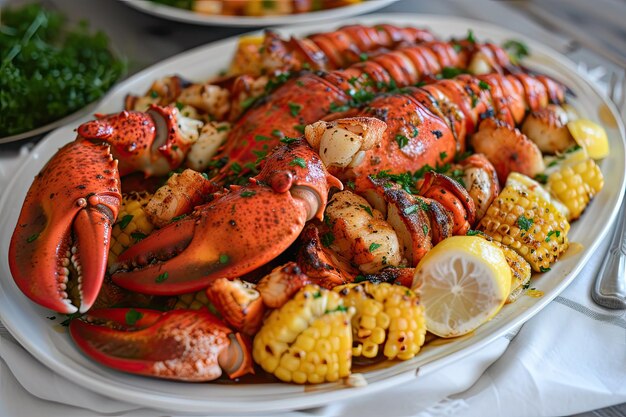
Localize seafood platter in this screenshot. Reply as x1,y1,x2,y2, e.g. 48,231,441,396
0,14,624,414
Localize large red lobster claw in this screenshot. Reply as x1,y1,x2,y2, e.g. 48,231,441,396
77,105,195,177
111,139,342,295
9,139,121,313
69,308,253,381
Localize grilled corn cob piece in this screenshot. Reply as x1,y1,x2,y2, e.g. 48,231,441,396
108,192,154,268
335,282,426,361
474,233,532,303
253,285,353,384
174,289,212,310
544,148,604,221
477,173,570,272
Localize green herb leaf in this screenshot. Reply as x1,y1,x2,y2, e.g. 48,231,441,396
321,232,335,248
26,233,39,243
289,157,307,168
359,53,368,61
117,214,133,230
271,129,283,137
254,134,271,142
219,254,230,264
517,215,534,231
503,39,530,64
534,173,548,184
545,230,561,242
478,80,491,90
155,272,168,283
466,29,476,44
369,242,382,252
294,124,305,134
241,190,256,197
288,102,302,117
359,204,373,216
131,231,147,242
466,229,483,236
395,134,409,149
280,136,299,144
539,266,551,272
125,308,143,326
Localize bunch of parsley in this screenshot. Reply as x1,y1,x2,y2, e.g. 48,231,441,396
0,4,126,136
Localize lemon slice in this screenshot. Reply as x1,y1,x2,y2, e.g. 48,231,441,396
567,119,609,159
412,236,511,338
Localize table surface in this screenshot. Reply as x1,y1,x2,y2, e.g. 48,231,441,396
0,0,624,415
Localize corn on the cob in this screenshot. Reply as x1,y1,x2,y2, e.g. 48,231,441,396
544,148,604,221
335,282,426,361
108,192,154,268
253,285,353,384
174,289,212,310
474,234,532,303
477,173,570,272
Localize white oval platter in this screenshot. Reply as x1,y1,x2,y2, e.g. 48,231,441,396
0,14,624,415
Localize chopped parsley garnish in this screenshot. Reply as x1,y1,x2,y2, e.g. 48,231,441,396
422,224,429,235
240,96,257,110
359,204,373,216
403,205,419,215
280,136,299,144
131,232,147,242
395,134,409,149
359,53,368,61
26,233,39,243
170,214,187,222
517,215,534,231
440,66,466,79
60,312,82,327
313,291,322,298
545,230,561,242
346,180,355,190
503,39,530,64
271,129,283,137
255,134,271,142
288,102,302,117
216,125,230,132
466,229,483,236
325,305,348,314
230,162,242,174
478,80,491,90
439,151,447,160
539,266,551,272
321,232,335,248
354,274,367,283
329,102,351,113
125,308,143,326
289,157,307,168
219,254,230,264
117,214,133,229
150,90,159,99
534,173,548,184
466,29,476,44
155,272,168,283
369,242,382,252
294,124,305,134
240,190,256,197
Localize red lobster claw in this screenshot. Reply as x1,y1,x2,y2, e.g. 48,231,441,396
77,105,194,177
69,308,253,381
9,139,121,313
111,139,342,295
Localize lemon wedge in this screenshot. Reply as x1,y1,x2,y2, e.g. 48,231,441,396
412,236,511,338
567,119,609,159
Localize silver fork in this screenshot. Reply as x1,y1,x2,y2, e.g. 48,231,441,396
592,69,626,309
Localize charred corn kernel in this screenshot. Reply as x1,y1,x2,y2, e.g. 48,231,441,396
477,173,570,272
253,285,353,384
544,149,604,220
335,282,426,361
174,289,211,310
474,233,532,303
108,192,154,268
